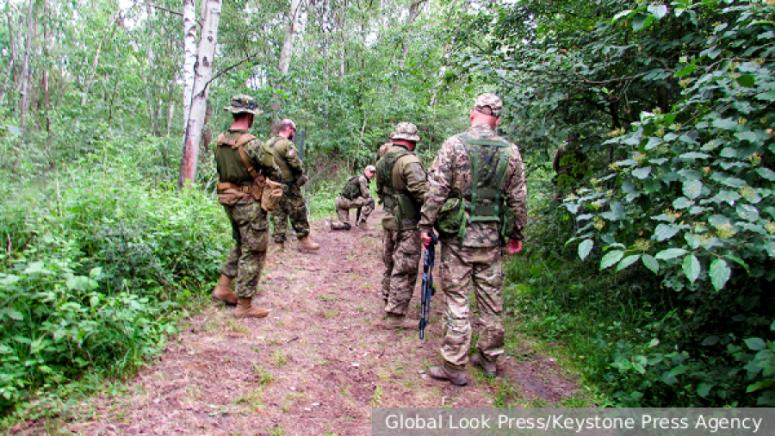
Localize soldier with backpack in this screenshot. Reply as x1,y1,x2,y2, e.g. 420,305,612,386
330,165,377,230
376,122,429,329
419,93,527,386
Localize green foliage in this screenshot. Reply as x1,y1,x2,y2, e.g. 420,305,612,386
489,0,775,407
0,139,229,416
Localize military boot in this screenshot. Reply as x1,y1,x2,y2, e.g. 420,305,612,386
211,274,238,305
380,313,417,330
234,297,270,318
428,363,469,386
297,235,320,252
470,352,497,377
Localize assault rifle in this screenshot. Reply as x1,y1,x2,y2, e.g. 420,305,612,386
419,232,438,340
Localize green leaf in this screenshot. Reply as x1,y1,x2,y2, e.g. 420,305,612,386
744,337,766,351
674,62,696,78
612,9,633,22
682,180,703,199
24,261,46,275
755,91,775,102
682,254,701,284
632,13,655,31
757,168,775,181
655,248,687,260
712,118,738,130
697,383,713,398
736,73,756,87
672,197,692,209
632,167,652,179
642,255,659,274
654,224,680,242
578,239,594,261
736,204,759,222
616,254,641,271
647,4,668,19
600,250,625,270
710,259,731,290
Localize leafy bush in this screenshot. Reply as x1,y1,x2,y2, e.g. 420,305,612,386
0,148,229,415
560,2,774,406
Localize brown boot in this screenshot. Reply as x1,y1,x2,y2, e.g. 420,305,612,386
470,352,497,377
380,314,417,330
297,235,320,252
428,364,469,386
234,297,270,318
211,274,237,305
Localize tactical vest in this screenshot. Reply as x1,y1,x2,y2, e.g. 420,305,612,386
214,132,265,204
376,148,421,227
438,134,513,240
341,176,362,200
265,136,295,183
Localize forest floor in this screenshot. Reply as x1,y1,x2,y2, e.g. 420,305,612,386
14,210,578,435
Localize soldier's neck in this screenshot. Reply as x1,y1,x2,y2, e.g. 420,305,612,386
230,118,252,131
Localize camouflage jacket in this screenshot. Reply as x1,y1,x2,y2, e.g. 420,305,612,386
215,128,282,185
377,144,429,229
355,174,371,200
266,135,303,183
418,124,527,247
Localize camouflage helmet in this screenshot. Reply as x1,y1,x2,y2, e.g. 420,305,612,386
389,122,420,142
224,94,261,115
474,93,502,117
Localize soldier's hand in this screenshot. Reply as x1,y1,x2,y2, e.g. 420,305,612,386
506,239,523,255
420,231,433,248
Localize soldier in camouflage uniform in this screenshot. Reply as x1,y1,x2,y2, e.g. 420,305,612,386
211,95,284,318
330,165,376,230
419,93,527,385
266,119,320,252
376,122,429,329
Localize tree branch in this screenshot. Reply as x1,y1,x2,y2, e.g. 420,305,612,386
148,3,202,27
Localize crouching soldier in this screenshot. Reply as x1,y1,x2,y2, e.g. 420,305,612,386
330,165,376,230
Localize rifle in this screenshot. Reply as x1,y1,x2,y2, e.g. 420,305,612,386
419,232,438,340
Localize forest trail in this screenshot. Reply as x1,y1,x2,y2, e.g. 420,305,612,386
19,211,577,435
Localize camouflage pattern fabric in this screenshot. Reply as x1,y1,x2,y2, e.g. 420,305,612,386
266,135,303,183
271,185,310,242
418,123,527,247
474,92,502,116
439,240,504,367
332,175,374,230
220,197,270,298
381,229,422,316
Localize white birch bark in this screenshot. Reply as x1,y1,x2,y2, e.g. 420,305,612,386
18,0,34,135
182,0,197,128
179,0,222,187
278,0,303,75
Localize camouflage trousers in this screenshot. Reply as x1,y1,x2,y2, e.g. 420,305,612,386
382,228,421,316
331,196,375,230
439,240,504,368
220,201,269,298
271,186,310,242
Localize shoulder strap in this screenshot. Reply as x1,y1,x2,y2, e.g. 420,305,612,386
232,133,261,182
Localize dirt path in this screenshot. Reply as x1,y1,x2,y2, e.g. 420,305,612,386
19,211,577,435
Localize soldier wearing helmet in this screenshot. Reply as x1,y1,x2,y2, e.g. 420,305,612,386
329,165,377,231
211,95,283,319
375,122,429,329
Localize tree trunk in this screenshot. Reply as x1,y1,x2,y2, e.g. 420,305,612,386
182,0,197,128
398,0,426,69
278,0,303,74
179,0,222,188
338,0,347,78
0,11,16,106
18,0,35,136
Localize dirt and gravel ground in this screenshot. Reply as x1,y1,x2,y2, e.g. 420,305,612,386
15,211,577,435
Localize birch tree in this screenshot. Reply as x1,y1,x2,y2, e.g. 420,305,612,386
18,0,35,136
278,0,304,75
179,0,222,188
182,0,197,128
